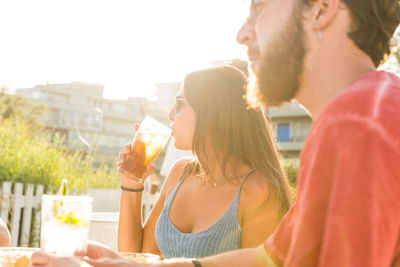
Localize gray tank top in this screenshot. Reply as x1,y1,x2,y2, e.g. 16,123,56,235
155,170,254,259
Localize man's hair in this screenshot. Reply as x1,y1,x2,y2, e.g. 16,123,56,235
301,0,400,67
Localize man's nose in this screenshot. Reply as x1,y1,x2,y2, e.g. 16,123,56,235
236,22,255,45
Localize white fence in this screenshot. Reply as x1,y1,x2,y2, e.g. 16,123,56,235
0,182,158,247
0,182,44,247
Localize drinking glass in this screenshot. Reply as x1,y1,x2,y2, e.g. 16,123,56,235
117,116,171,183
40,195,93,256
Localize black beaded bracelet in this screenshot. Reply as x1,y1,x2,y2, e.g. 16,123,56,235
191,259,202,267
120,185,144,192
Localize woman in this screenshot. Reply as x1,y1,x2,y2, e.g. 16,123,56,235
117,65,292,259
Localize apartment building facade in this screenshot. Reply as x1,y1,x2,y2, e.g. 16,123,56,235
16,82,150,164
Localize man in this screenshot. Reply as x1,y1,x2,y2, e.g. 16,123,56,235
31,0,400,266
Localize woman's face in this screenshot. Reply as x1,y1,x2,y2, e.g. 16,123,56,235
168,88,196,151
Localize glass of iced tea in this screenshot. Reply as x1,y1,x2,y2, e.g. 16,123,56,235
117,116,171,183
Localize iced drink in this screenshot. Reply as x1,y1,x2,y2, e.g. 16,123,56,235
40,195,93,256
118,116,171,183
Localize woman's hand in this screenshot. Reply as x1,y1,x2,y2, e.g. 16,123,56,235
117,124,155,188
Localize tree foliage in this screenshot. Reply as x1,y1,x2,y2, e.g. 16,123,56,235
0,90,119,190
0,87,46,126
283,159,299,187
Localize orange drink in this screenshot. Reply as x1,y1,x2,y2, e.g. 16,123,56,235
118,116,171,183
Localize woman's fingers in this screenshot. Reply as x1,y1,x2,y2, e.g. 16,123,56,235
117,144,132,165
124,143,131,153
117,151,128,166
142,164,155,178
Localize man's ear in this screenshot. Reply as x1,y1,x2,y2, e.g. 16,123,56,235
311,0,341,30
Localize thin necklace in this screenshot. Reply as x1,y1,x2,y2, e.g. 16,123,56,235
195,174,217,187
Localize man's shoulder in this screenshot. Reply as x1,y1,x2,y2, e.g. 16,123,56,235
323,71,400,117
315,71,400,142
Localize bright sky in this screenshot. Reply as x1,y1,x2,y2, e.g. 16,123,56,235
0,0,249,100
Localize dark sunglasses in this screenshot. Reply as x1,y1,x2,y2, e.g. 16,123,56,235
174,98,186,113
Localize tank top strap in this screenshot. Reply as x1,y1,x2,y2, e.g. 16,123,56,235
164,177,185,206
240,169,255,185
232,169,255,206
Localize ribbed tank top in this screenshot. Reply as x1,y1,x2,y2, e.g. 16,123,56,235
155,170,254,259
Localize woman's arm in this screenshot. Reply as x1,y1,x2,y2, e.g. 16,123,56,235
118,157,189,254
31,244,278,267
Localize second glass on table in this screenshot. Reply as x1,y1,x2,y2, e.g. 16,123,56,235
117,116,171,183
40,195,93,256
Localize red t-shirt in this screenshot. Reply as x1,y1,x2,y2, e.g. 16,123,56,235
265,71,400,267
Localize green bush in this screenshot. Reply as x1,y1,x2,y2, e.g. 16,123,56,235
87,162,120,189
0,119,119,191
283,159,299,187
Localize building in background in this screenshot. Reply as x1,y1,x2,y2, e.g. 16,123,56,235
268,102,312,158
16,82,152,164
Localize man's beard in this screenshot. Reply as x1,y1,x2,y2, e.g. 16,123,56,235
257,3,307,107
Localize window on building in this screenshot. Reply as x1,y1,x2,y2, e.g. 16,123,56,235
277,123,290,142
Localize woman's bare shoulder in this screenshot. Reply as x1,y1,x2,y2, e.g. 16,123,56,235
160,157,193,196
239,171,274,214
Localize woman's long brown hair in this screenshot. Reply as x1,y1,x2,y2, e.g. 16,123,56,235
182,65,292,214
